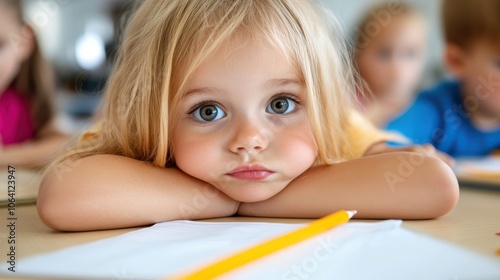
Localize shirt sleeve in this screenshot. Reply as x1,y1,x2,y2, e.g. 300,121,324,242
386,95,440,145
344,111,406,159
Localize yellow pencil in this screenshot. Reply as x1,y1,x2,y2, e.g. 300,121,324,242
174,210,356,280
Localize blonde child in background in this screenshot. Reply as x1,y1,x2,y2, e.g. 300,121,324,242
0,0,68,169
38,0,458,232
355,3,427,129
388,0,500,157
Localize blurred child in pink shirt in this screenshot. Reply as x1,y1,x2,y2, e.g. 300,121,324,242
0,0,68,168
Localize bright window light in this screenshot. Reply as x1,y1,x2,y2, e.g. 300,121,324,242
75,32,106,70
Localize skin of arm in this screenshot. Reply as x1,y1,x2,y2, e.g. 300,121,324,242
0,122,70,169
363,141,455,166
237,152,459,219
37,154,241,231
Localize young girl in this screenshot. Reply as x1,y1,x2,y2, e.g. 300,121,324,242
355,3,427,129
38,0,459,231
0,0,68,168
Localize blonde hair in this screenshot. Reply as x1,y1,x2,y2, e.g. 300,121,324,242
1,0,55,134
442,0,500,49
58,0,359,168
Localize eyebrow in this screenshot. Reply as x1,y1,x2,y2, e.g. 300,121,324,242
182,86,224,100
264,78,303,89
182,78,303,99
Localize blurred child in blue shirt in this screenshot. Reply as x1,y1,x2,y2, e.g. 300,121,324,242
388,0,500,157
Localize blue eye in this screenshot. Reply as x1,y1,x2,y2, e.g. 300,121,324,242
192,104,226,122
266,97,296,114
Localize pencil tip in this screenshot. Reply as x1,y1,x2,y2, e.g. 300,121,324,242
346,210,357,218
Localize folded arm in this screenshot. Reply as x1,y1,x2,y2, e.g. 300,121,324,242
238,152,459,220
0,122,70,169
38,154,240,231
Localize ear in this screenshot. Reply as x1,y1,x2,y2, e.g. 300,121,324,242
15,25,35,61
444,43,467,78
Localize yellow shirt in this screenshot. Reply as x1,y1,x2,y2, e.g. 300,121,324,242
344,111,404,159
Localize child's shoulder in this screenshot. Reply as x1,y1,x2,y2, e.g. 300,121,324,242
0,87,34,145
0,87,30,107
0,87,32,121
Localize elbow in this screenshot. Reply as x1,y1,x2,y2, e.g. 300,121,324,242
37,199,67,231
37,171,79,231
419,156,460,219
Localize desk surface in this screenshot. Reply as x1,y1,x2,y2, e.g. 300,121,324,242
0,176,499,279
0,170,40,207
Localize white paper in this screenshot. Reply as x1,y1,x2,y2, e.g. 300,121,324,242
1,220,499,280
454,156,500,175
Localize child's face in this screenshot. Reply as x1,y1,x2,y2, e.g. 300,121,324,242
172,37,318,202
0,9,29,93
455,41,500,117
357,16,426,102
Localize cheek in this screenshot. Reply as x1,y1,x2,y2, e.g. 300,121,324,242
360,55,383,74
464,65,500,113
400,63,422,84
173,129,220,180
273,124,318,174
359,59,384,88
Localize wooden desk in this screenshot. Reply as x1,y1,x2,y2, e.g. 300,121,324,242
0,169,41,207
0,187,499,279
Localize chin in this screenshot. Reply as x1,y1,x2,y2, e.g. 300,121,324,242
226,185,282,203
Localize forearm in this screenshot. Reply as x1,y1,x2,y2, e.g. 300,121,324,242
38,155,240,231
0,134,70,169
238,152,459,219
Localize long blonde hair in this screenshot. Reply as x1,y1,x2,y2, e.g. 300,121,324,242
60,0,359,168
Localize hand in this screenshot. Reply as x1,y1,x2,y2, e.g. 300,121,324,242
364,142,455,167
0,145,5,167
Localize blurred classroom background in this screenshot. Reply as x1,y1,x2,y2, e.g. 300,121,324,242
22,0,444,133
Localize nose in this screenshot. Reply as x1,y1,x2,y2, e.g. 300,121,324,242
228,118,270,155
388,59,407,86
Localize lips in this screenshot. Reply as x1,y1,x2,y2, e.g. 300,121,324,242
226,165,274,180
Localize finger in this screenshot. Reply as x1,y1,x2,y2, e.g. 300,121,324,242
436,151,455,167
421,144,436,154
